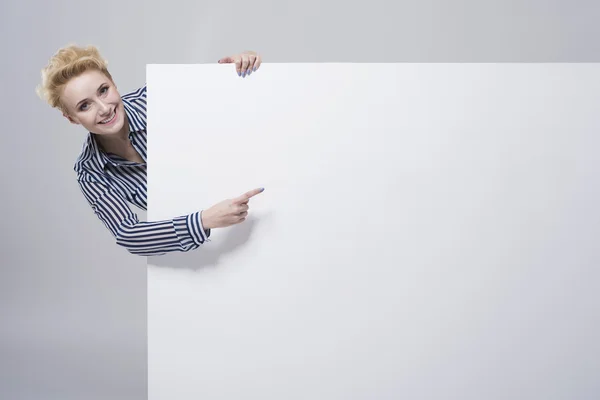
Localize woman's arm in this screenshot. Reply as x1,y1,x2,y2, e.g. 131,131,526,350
78,175,209,256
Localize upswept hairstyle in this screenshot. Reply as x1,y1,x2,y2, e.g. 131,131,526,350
36,44,113,114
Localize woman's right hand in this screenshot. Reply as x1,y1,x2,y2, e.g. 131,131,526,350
201,188,265,230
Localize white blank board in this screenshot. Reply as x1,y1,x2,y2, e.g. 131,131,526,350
147,64,600,400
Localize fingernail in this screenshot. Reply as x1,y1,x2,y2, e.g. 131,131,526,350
248,70,252,76
253,67,257,72
237,70,241,77
260,188,265,192
242,71,246,78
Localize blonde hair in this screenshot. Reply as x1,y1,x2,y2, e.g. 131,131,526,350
36,44,114,114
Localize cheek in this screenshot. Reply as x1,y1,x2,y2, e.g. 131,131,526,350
110,90,121,102
82,114,97,127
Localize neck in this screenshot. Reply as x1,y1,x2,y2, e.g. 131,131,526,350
95,118,131,152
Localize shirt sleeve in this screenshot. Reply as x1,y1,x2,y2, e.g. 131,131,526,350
77,176,211,256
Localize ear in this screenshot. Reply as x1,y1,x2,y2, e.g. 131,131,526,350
63,112,79,125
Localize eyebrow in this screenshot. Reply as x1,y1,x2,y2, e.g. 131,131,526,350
76,83,108,108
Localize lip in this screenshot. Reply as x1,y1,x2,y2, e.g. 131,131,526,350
98,107,117,125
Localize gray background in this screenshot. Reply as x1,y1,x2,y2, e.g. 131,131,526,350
1,1,599,399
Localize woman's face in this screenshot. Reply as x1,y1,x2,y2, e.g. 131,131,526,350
61,69,126,136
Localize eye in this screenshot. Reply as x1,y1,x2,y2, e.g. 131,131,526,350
79,102,89,111
100,86,109,95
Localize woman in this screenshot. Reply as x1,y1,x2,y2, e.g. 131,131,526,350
36,44,264,256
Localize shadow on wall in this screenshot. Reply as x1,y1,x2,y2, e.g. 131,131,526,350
148,214,267,271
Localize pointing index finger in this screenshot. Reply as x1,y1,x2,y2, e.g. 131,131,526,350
234,188,264,204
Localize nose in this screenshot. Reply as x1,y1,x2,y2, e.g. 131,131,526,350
98,100,112,115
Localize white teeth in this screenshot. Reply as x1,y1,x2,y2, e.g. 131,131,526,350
100,110,115,124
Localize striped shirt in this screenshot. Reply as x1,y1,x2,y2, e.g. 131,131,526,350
74,84,210,256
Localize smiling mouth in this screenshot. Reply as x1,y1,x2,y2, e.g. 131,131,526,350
99,108,117,125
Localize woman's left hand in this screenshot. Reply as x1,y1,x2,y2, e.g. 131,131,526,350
218,51,262,78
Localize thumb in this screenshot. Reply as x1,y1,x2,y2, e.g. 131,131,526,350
218,56,234,64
